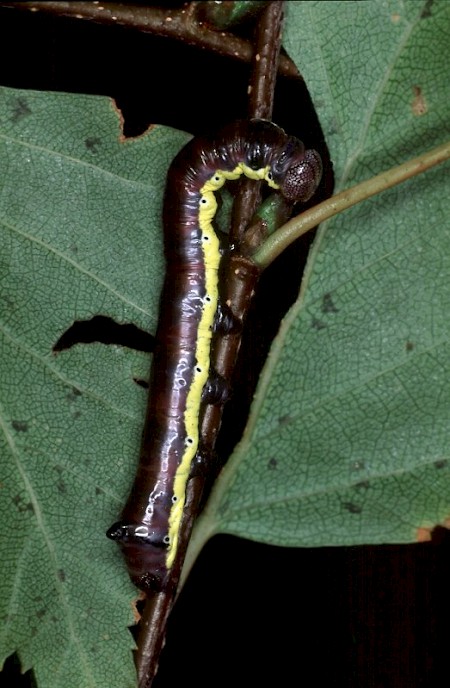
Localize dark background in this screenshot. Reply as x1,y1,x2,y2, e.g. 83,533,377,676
1,4,449,687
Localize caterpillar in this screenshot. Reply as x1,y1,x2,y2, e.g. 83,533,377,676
107,119,322,592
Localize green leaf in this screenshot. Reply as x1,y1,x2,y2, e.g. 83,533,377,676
2,2,450,682
193,0,450,551
0,86,189,688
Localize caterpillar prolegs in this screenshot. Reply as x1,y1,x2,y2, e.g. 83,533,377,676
107,119,322,591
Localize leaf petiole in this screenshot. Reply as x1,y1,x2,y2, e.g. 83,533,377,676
254,139,450,269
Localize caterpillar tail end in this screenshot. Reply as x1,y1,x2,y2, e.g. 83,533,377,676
107,521,170,593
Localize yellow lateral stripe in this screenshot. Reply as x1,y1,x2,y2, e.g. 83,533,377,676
166,163,277,568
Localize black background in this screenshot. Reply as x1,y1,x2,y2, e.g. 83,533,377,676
0,4,449,687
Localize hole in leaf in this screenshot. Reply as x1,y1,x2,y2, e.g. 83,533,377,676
2,653,37,688
53,315,154,353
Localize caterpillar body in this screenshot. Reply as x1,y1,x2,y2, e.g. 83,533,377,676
107,119,322,591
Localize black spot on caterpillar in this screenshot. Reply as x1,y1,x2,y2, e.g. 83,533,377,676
107,119,322,592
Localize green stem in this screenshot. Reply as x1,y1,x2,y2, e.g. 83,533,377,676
254,140,450,270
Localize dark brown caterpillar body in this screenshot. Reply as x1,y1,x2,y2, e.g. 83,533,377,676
107,120,322,591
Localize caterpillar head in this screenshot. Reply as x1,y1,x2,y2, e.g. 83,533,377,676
281,148,323,202
271,137,322,203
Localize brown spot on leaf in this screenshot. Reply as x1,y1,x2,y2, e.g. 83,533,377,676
267,457,278,470
132,595,144,624
66,387,82,402
417,516,450,542
354,480,370,490
12,420,28,432
12,494,35,514
311,317,326,330
416,526,433,542
57,479,67,494
420,0,434,18
411,86,428,116
84,137,101,152
343,502,362,514
321,293,338,314
11,97,32,123
405,341,414,352
133,377,149,389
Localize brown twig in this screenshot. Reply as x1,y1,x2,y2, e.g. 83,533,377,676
230,0,285,241
134,481,199,687
134,3,287,686
205,0,286,447
0,1,299,79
